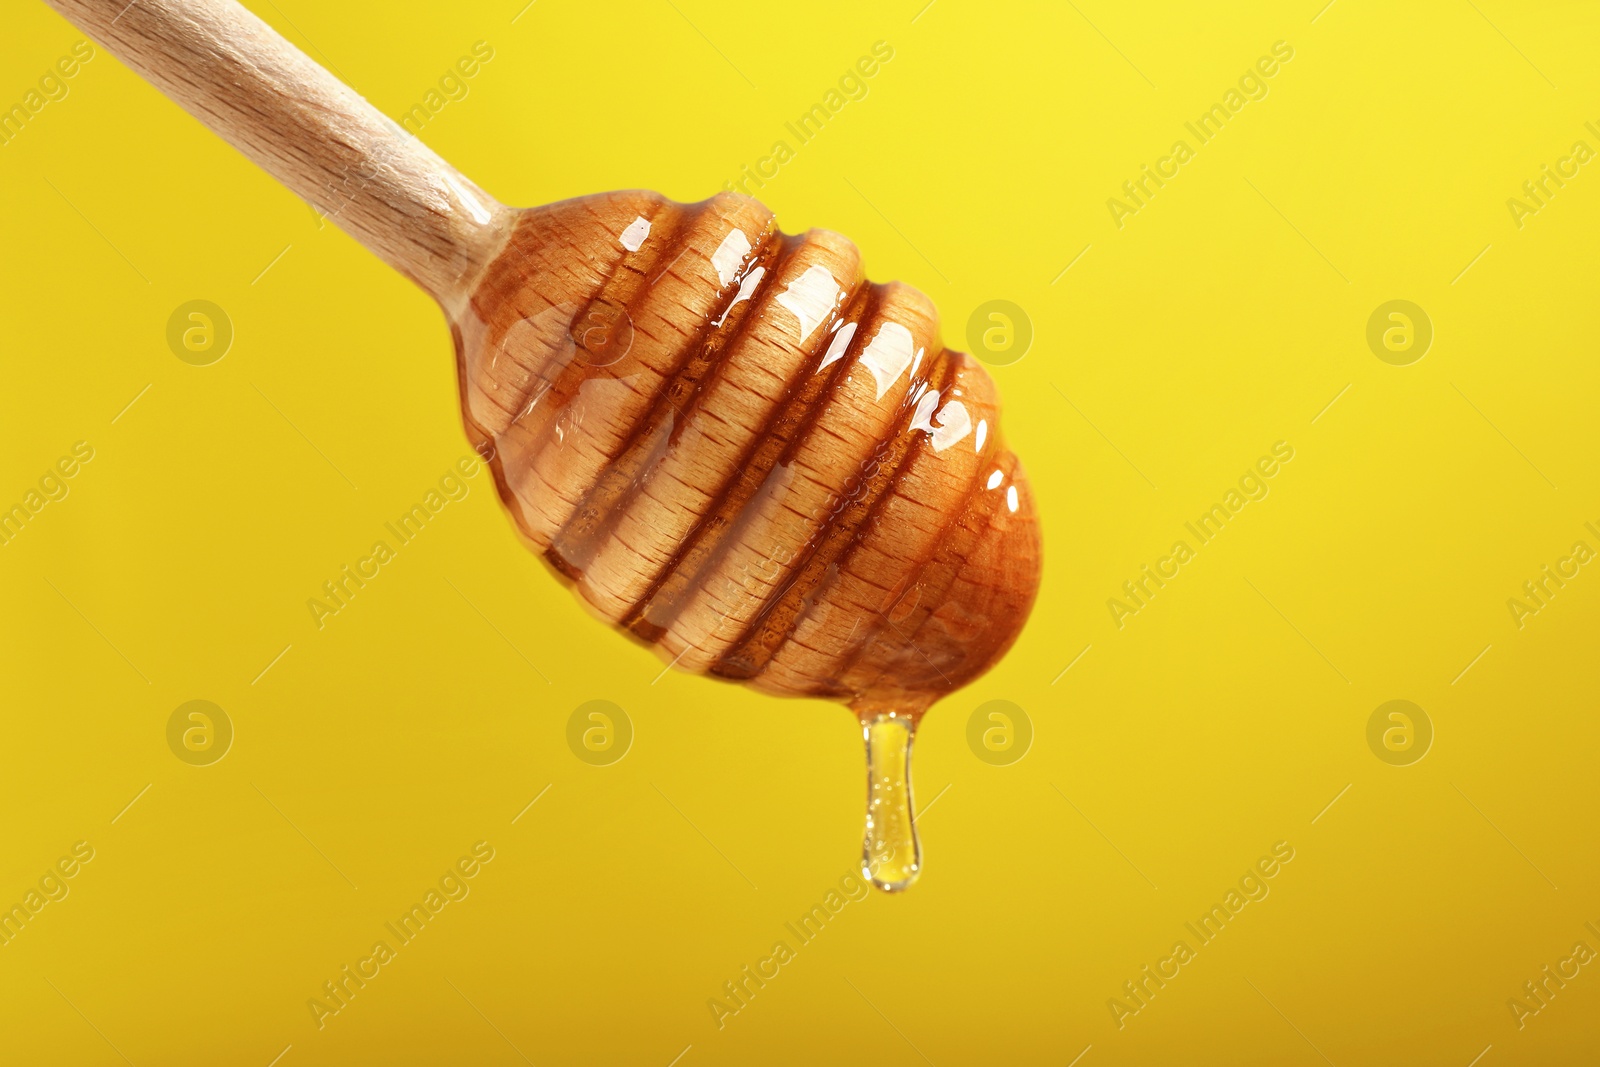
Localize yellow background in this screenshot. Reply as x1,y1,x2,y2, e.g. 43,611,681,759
3,0,1599,1063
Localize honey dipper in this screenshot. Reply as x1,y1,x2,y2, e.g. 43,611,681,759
47,0,1042,890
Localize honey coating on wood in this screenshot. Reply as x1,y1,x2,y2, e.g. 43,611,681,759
43,0,1038,894
452,190,1041,720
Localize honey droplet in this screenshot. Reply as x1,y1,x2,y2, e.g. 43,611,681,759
860,710,920,892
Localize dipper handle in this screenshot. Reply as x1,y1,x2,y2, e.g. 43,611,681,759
42,0,510,302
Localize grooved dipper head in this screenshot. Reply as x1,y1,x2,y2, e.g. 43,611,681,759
454,190,1041,717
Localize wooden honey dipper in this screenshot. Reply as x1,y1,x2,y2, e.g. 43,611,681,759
48,0,1042,890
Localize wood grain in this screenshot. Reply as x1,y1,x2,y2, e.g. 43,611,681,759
43,0,510,301
42,0,1042,717
456,192,1042,715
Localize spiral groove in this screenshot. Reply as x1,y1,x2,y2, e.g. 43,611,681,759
454,190,1040,713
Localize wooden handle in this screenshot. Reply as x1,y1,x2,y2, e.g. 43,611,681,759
41,0,1042,895
42,0,511,303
